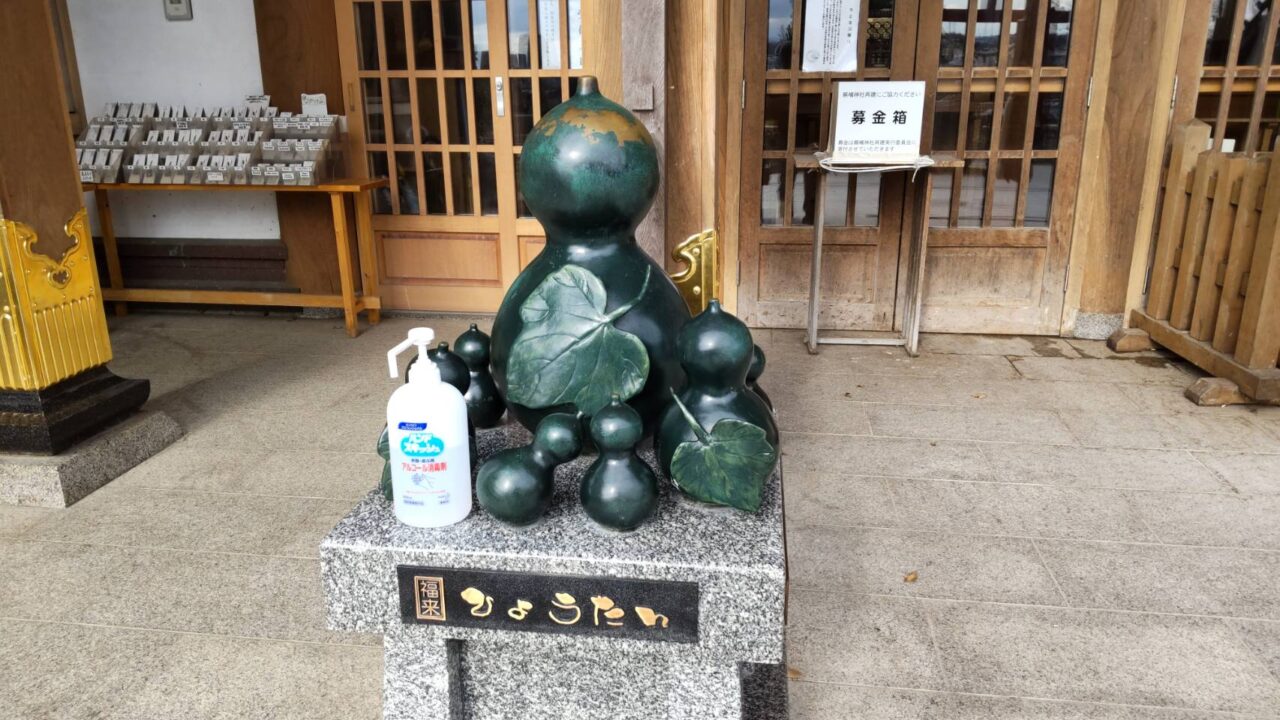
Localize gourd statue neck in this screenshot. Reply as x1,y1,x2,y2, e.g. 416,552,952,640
686,375,739,395
543,226,639,250
529,446,559,470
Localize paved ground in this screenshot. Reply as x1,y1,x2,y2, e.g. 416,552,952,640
2,311,1280,719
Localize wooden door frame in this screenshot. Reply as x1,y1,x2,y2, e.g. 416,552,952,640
1062,0,1189,337
717,0,746,313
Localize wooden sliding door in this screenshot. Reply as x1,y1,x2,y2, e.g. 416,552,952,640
735,0,1098,334
737,0,919,330
916,0,1097,334
336,0,620,311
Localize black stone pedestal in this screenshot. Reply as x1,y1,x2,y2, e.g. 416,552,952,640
0,367,150,455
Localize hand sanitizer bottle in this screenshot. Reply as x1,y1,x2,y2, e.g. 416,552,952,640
386,327,472,527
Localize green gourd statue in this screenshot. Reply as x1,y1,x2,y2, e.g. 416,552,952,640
454,324,505,428
656,300,779,478
747,344,773,411
377,425,393,501
399,341,476,469
476,413,583,526
425,342,470,394
580,397,659,531
489,77,690,437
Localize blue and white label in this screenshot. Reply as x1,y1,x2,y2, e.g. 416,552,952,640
400,432,445,459
398,421,428,431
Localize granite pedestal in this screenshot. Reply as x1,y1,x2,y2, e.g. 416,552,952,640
322,425,788,719
0,410,182,507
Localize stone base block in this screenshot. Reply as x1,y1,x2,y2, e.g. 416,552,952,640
1107,327,1155,353
1072,312,1123,340
0,367,150,454
383,629,778,720
1185,377,1257,406
0,411,182,507
322,424,788,719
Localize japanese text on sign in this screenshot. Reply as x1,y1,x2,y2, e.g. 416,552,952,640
397,566,699,643
830,81,926,163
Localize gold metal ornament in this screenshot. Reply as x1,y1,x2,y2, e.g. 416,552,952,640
0,207,113,391
669,228,719,315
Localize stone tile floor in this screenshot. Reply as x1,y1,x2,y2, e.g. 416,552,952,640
2,311,1280,719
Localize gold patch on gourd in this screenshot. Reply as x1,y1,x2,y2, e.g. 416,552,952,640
540,107,646,147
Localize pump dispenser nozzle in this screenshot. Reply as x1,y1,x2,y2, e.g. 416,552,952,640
387,327,436,380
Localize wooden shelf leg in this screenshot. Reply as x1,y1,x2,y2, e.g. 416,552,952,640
805,172,827,355
94,188,128,316
355,189,381,325
330,192,359,338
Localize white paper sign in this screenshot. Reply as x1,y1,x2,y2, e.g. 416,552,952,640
301,93,329,117
830,81,926,163
535,1,582,69
802,0,860,72
568,0,583,69
538,0,561,69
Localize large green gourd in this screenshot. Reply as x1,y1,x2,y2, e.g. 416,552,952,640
490,77,690,436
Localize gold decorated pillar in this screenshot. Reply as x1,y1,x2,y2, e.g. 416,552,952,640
0,208,113,390
0,0,149,454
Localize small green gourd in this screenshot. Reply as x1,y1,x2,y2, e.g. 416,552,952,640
476,413,582,526
655,300,778,478
580,397,659,531
424,341,470,394
454,324,505,428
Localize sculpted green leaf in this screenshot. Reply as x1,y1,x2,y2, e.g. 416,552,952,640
668,394,777,513
506,265,651,416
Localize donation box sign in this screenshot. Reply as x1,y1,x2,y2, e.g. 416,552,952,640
830,81,927,164
398,565,700,644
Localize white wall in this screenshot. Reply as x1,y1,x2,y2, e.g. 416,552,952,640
68,0,280,240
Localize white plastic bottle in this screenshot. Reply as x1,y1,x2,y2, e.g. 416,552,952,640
386,327,472,528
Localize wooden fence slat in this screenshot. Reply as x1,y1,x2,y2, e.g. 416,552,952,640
1191,154,1248,340
1213,156,1270,353
1169,152,1218,330
1236,166,1280,368
1148,122,1212,320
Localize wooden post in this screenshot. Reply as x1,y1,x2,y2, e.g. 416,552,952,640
1189,153,1246,340
1214,156,1272,353
329,192,358,337
1236,184,1280,369
1147,122,1212,320
1169,151,1222,328
354,189,381,324
93,188,127,316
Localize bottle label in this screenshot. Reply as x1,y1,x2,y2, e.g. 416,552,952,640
390,413,468,517
400,431,445,459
